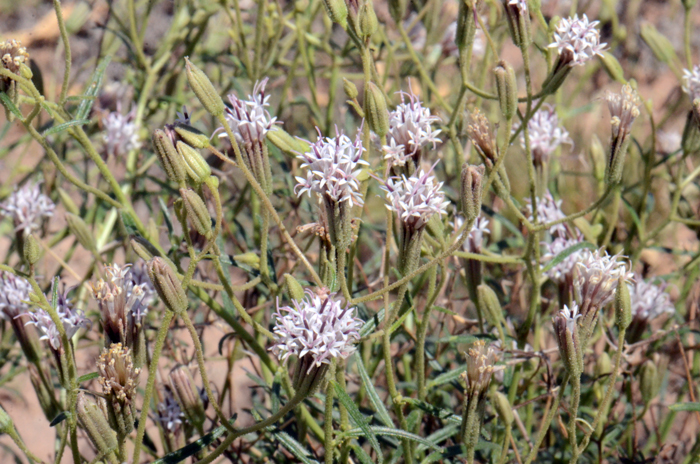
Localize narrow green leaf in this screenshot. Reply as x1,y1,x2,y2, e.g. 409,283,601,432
669,402,700,412
332,380,383,463
352,444,374,464
50,411,69,427
273,432,319,464
542,241,597,273
354,352,393,427
77,372,99,383
359,307,385,337
415,424,460,453
152,414,237,464
0,92,23,119
76,56,111,121
42,119,90,137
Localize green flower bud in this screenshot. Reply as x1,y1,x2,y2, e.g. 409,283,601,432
615,275,632,331
147,257,188,314
364,82,389,138
639,24,678,69
599,52,626,84
322,0,348,28
169,365,206,430
130,238,155,262
493,61,518,120
503,0,531,48
682,109,700,155
283,274,305,302
23,233,41,265
153,129,187,184
477,284,502,329
594,351,612,378
461,164,485,223
176,141,211,185
388,0,406,24
180,188,213,238
57,187,79,215
357,0,378,39
492,391,513,425
184,57,225,117
76,392,118,457
639,360,659,406
174,125,212,149
267,128,311,156
0,403,13,434
343,78,359,100
65,213,97,254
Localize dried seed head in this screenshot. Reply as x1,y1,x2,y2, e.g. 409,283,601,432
552,302,583,375
98,343,140,404
605,84,641,184
466,109,498,166
462,339,498,399
0,39,29,91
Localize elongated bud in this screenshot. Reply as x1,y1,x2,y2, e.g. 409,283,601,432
130,238,155,262
492,391,513,425
147,257,188,314
57,187,79,215
174,125,211,149
639,360,658,405
615,276,632,331
461,164,485,222
169,366,206,429
180,188,213,238
184,57,225,117
283,274,305,302
357,0,378,38
66,213,97,254
493,61,518,120
76,393,118,456
364,82,389,138
0,404,13,434
343,78,359,100
153,129,187,184
267,128,311,156
594,351,612,378
503,0,531,48
322,0,348,28
477,284,502,329
176,141,211,185
23,233,41,265
388,0,406,24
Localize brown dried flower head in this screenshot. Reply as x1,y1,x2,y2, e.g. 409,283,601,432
1,39,29,89
466,109,498,166
462,339,499,399
97,343,140,404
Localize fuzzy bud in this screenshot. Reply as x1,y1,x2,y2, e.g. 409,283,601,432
0,404,13,434
65,213,97,254
147,257,188,314
460,164,484,222
169,366,206,429
185,57,225,117
176,142,211,185
364,82,389,138
615,275,632,331
23,233,41,265
153,129,187,184
283,274,305,302
493,61,518,120
639,360,658,405
57,187,79,215
477,284,502,329
76,393,118,457
343,78,359,100
388,0,406,23
492,391,514,425
594,351,612,378
322,0,348,28
180,188,213,238
174,125,211,149
357,0,378,39
503,0,531,48
130,238,155,262
267,128,311,156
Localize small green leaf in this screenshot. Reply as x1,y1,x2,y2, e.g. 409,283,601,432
352,444,374,464
77,372,99,383
542,241,597,273
0,92,23,119
76,56,111,121
273,432,319,464
354,352,393,427
669,402,700,412
332,380,383,463
42,119,90,137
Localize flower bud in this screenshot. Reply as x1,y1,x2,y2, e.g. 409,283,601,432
130,238,155,261
169,365,206,429
322,0,348,28
503,0,531,48
639,360,658,405
180,188,213,238
66,213,97,254
364,82,389,138
76,392,118,457
682,109,700,155
492,391,513,425
185,57,225,117
615,276,632,331
283,273,305,302
639,24,677,69
477,284,502,329
357,0,378,39
343,78,359,100
266,128,311,156
460,164,485,222
594,351,612,378
0,404,13,434
23,233,41,265
493,61,518,120
57,187,79,215
153,129,187,184
176,141,211,185
388,0,406,24
174,125,211,149
147,257,188,314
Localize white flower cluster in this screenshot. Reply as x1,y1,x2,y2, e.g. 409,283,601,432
525,191,569,237
541,236,584,283
574,249,633,310
682,65,700,101
383,90,442,167
271,290,362,371
0,272,32,320
0,182,55,235
23,287,91,350
102,108,140,158
383,167,449,231
295,127,368,206
221,77,278,147
629,276,674,321
549,14,606,67
521,105,572,161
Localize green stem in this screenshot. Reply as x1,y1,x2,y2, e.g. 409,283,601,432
523,375,569,464
52,0,72,105
325,362,337,464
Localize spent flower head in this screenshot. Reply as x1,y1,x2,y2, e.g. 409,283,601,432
102,106,140,158
295,126,368,207
0,39,29,90
549,14,606,67
455,215,490,253
462,339,499,399
574,249,633,313
466,109,498,166
682,65,700,101
97,343,140,404
520,104,572,166
0,182,55,235
382,164,449,232
220,77,278,148
606,84,641,140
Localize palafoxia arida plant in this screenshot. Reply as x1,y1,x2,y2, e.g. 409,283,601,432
1,0,700,461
